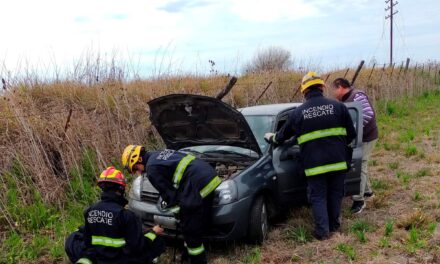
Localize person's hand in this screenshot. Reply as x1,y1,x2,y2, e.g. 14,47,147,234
264,132,276,143
152,225,164,235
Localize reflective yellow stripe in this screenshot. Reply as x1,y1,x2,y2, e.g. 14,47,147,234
173,155,196,188
187,244,205,255
76,258,93,264
145,232,157,241
297,127,347,144
170,206,180,214
272,133,278,144
91,236,126,247
200,176,221,198
304,161,348,176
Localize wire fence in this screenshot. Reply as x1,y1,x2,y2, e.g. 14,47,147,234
0,58,439,210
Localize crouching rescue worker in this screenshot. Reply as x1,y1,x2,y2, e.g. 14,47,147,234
122,145,222,264
65,166,165,264
264,72,356,240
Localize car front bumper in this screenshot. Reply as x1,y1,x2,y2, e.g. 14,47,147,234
128,195,252,241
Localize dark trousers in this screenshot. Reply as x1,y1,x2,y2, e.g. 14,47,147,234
65,229,165,264
180,196,213,264
307,172,346,237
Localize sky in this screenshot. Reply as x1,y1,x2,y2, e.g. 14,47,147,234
0,0,439,77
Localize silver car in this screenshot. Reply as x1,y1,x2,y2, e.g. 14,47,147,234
128,94,363,244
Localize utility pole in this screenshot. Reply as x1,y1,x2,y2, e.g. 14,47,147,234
385,0,398,66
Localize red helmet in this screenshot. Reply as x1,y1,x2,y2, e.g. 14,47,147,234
97,166,127,187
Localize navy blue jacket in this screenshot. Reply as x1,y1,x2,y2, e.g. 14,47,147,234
82,192,149,262
275,89,356,176
144,150,217,212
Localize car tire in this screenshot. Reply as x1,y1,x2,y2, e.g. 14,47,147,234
247,195,268,245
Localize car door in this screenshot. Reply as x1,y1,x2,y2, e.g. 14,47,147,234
344,102,363,196
271,102,363,204
272,109,308,206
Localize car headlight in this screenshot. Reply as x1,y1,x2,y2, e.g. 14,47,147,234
129,175,142,200
214,180,238,205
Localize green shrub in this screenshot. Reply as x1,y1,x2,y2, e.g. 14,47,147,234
407,227,426,253
371,179,390,190
413,192,423,202
243,247,261,264
385,219,394,237
68,148,100,204
351,219,376,233
379,237,390,248
405,144,418,156
388,162,399,170
415,168,430,178
286,225,313,243
336,243,356,261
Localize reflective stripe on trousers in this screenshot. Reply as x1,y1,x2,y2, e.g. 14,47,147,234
91,236,126,247
186,243,205,256
304,161,348,177
76,258,93,264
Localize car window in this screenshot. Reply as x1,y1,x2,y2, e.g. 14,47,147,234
244,115,275,153
276,117,288,131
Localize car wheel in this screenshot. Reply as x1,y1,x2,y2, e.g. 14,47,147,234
247,195,268,244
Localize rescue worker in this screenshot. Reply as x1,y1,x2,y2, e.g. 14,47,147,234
122,146,222,264
65,166,165,264
332,77,378,214
264,72,356,240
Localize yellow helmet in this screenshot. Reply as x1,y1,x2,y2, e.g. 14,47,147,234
122,145,142,173
300,71,325,94
98,166,127,187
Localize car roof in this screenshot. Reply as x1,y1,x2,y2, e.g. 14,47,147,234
238,103,302,116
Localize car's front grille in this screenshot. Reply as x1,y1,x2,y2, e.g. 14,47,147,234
140,177,160,203
141,190,160,203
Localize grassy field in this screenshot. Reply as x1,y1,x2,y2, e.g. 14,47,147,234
0,65,439,263
207,91,440,264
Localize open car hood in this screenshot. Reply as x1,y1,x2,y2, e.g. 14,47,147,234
148,94,262,155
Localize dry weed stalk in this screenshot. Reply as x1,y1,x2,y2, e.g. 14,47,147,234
0,61,438,211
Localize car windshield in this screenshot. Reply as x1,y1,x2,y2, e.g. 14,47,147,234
181,115,275,156
244,115,275,153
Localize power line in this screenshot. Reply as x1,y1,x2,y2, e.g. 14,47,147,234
370,15,387,64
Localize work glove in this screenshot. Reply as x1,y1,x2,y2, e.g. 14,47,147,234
264,132,276,144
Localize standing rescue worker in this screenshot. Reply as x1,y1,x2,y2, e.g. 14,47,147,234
122,146,222,264
264,72,356,240
65,166,165,264
332,77,378,214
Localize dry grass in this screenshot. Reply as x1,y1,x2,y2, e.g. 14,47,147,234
1,59,440,263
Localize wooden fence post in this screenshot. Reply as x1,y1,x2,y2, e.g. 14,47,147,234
398,61,404,78
367,63,376,84
404,58,411,75
255,81,273,104
343,68,350,78
216,76,238,100
389,63,396,77
351,60,365,86
378,63,386,83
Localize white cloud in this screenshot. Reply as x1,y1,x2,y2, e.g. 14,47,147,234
226,0,320,22
0,0,438,76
